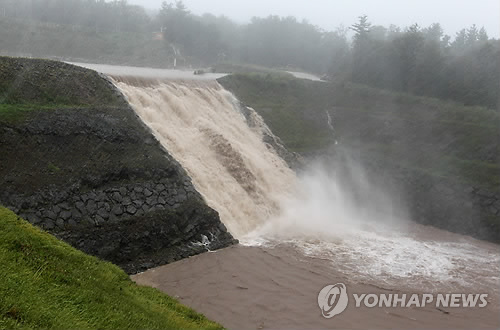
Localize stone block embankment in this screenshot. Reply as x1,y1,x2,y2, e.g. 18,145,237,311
0,58,236,273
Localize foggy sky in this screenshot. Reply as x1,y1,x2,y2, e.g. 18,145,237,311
131,0,500,38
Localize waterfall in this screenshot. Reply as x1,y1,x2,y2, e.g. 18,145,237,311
112,77,296,238
112,75,499,295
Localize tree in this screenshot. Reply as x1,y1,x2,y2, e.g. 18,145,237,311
452,29,467,51
393,24,424,92
423,23,444,43
466,24,479,46
349,15,373,82
369,25,387,41
350,15,371,43
478,27,489,42
387,24,402,40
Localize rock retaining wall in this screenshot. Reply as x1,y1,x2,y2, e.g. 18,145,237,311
5,178,201,231
0,59,236,274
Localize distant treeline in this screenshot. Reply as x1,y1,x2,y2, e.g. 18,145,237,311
1,0,498,108
0,0,152,33
345,16,499,109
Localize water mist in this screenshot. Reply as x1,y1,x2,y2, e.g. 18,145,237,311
114,77,499,294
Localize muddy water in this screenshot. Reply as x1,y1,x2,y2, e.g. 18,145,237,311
76,62,500,329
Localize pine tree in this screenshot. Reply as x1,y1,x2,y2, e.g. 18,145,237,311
350,15,371,42
466,24,479,45
478,27,489,42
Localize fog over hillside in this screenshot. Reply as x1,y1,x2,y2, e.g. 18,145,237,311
1,0,499,329
131,0,500,38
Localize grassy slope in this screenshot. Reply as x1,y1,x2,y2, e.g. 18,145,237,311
219,73,334,152
0,207,222,330
218,73,500,189
0,57,222,329
0,57,185,195
0,56,126,122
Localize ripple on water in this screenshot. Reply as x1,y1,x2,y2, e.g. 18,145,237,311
240,225,500,294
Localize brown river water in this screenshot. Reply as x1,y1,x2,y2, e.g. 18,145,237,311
73,62,500,329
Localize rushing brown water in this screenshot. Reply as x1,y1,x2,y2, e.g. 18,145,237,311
107,71,499,329
112,77,296,237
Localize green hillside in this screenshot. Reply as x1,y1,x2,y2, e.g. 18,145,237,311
0,56,127,123
219,73,499,189
219,73,500,242
0,207,222,330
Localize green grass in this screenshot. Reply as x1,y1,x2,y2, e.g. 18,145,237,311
218,73,333,152
258,104,333,152
46,163,61,173
0,103,86,123
219,73,500,189
0,207,223,330
0,56,128,123
355,141,500,190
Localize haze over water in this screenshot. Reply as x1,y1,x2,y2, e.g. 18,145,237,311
84,63,500,297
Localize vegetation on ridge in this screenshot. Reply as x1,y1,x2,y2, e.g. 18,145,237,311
218,73,500,189
1,1,498,108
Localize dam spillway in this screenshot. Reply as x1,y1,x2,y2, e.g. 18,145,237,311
112,72,499,297
112,76,296,238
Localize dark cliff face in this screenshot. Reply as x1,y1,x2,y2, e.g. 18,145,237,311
0,57,236,274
